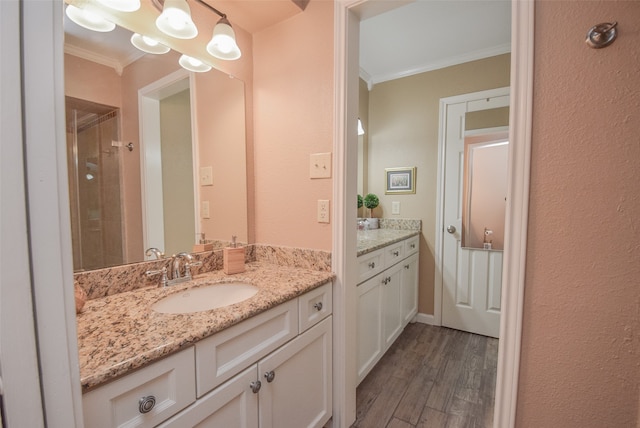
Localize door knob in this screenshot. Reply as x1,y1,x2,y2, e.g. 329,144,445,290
446,225,456,234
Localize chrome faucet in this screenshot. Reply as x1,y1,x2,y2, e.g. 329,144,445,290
167,252,202,286
145,247,164,260
172,252,193,280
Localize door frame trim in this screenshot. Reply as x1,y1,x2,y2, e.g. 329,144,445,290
334,0,534,427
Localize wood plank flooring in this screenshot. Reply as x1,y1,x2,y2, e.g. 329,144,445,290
351,323,498,428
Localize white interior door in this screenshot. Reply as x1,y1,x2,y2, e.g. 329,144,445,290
440,88,509,338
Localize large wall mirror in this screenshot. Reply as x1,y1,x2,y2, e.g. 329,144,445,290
462,107,509,250
64,11,248,272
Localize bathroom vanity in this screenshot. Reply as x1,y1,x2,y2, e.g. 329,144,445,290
77,263,333,428
356,229,420,384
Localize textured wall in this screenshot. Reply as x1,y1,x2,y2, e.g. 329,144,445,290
517,1,640,426
252,0,334,250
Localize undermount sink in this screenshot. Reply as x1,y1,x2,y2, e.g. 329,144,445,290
152,282,259,314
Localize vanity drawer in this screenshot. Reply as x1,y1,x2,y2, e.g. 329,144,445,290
299,281,332,333
82,347,196,428
383,241,405,268
404,235,419,257
195,298,298,397
357,248,385,284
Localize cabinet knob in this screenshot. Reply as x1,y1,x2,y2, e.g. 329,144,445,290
138,395,156,414
250,380,262,393
313,302,323,311
264,370,276,383
368,262,375,269
410,244,416,249
393,251,399,256
404,265,410,269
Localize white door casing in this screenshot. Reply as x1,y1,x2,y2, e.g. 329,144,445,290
439,88,509,338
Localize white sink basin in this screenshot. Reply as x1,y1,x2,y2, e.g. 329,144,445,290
152,283,259,314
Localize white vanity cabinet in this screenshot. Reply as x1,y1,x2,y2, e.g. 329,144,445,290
84,282,333,428
357,235,419,384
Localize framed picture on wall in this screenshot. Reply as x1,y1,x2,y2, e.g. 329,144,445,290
385,167,416,194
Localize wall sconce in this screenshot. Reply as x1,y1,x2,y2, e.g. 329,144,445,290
155,0,198,39
178,54,212,73
94,0,140,12
358,118,365,136
65,4,116,32
130,33,170,54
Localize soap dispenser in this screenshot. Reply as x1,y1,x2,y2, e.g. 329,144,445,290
223,235,245,274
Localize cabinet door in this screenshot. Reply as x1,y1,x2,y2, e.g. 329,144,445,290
356,273,383,384
381,263,403,350
158,366,258,428
258,317,332,428
400,253,419,326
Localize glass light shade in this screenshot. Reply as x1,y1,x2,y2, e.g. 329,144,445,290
358,118,365,136
131,33,170,54
178,55,212,73
65,4,115,32
94,0,140,12
156,0,197,39
206,18,241,60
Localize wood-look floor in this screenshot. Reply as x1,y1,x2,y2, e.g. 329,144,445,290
351,323,498,428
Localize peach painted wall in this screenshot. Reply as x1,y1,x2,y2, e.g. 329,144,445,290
64,54,122,108
252,0,334,250
517,1,640,426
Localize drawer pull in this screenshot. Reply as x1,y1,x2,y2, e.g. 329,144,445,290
404,265,410,269
410,244,416,249
264,371,276,383
368,262,375,269
393,251,399,256
250,380,262,393
138,395,156,414
313,302,323,311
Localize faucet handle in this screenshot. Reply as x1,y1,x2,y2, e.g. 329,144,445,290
146,267,168,287
185,260,203,279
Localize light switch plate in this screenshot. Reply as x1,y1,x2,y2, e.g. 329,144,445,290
392,201,400,215
200,166,213,186
309,153,332,179
202,201,210,219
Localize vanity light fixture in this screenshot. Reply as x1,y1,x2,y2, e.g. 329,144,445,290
65,4,116,32
178,54,212,72
94,0,141,12
156,0,198,39
131,33,170,54
358,118,365,136
206,16,241,60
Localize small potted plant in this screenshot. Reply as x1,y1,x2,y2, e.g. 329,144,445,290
363,193,380,229
357,194,363,215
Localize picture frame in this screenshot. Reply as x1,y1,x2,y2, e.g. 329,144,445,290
385,167,416,194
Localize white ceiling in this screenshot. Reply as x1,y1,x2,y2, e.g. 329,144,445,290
359,0,511,88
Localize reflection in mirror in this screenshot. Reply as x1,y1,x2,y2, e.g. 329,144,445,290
462,128,509,250
64,13,247,272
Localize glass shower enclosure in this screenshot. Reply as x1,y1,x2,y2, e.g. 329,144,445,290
65,97,124,271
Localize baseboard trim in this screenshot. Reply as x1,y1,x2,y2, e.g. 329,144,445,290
414,313,437,325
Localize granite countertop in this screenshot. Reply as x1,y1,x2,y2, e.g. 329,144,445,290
357,229,420,256
76,262,334,391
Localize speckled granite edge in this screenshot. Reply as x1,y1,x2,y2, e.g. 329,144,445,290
77,262,334,391
378,218,422,231
77,243,334,300
357,229,421,256
251,244,332,271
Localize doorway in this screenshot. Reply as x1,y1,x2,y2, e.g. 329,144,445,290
139,69,198,257
438,88,510,339
335,2,534,427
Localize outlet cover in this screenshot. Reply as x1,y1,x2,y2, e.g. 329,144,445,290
317,199,330,223
392,201,400,215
